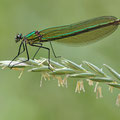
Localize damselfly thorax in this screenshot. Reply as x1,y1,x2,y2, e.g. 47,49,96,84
24,31,43,44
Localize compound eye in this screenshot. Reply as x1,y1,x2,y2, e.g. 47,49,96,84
15,34,19,39
17,34,22,39
15,33,23,43
17,35,20,38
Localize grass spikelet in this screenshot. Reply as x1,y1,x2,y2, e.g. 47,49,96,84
1,57,120,105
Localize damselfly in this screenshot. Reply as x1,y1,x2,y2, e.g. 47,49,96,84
9,16,120,68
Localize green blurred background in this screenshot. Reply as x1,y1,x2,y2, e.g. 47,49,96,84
0,0,120,120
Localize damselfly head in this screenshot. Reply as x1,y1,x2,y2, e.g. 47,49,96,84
15,33,23,43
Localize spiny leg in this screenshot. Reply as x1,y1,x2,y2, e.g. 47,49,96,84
50,41,61,58
11,41,30,68
30,43,51,70
32,43,42,60
8,41,25,67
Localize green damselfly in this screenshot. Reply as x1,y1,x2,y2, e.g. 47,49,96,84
9,16,120,68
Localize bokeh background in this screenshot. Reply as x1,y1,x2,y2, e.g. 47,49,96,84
0,0,120,120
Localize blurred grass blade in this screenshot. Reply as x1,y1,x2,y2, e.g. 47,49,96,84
104,64,120,81
69,72,96,78
108,83,120,89
28,66,51,72
0,60,29,68
48,59,65,68
19,58,41,66
50,68,76,75
61,58,87,72
39,57,65,68
83,61,106,76
90,77,114,82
